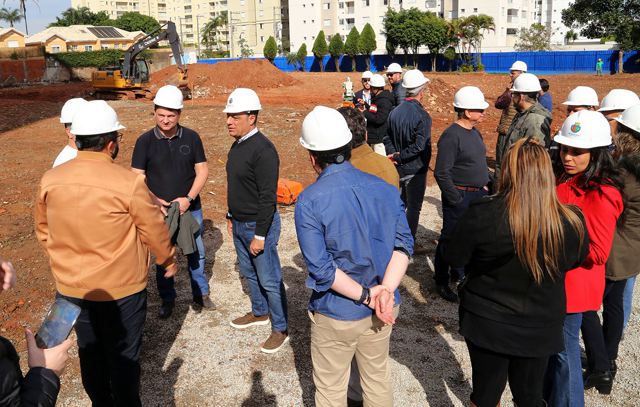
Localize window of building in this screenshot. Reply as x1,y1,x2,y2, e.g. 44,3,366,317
84,45,93,51
7,40,18,48
101,44,109,49
51,45,61,53
365,0,370,6
507,28,517,35
461,9,465,13
324,2,330,9
260,36,264,42
259,23,263,29
339,2,344,8
473,8,478,12
324,19,331,27
384,0,388,5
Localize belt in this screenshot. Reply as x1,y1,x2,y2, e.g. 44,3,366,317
455,185,481,192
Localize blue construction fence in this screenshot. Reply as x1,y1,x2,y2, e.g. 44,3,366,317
198,50,640,75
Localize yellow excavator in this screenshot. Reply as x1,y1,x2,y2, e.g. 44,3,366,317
91,21,189,100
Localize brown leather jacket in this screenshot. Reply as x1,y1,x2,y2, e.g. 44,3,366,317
35,151,176,301
495,88,518,135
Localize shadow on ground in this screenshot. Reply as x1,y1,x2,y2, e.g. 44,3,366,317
139,221,223,406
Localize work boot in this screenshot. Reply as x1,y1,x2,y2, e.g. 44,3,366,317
158,301,175,319
230,312,270,329
436,284,458,302
260,331,289,354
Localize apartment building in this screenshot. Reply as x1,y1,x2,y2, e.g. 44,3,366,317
288,0,589,54
71,1,287,57
227,0,288,57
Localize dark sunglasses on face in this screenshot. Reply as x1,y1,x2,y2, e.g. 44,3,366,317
362,79,370,82
386,73,394,77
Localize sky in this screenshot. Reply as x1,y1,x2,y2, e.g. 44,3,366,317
2,0,71,35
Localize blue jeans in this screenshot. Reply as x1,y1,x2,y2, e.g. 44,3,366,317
434,189,487,285
623,275,636,331
545,313,584,407
156,208,209,302
232,212,288,332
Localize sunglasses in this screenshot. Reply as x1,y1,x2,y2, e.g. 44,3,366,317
362,78,370,82
386,73,395,77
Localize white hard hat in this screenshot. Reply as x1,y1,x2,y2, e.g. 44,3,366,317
562,86,599,107
300,106,352,151
402,69,429,89
615,104,640,134
510,73,542,93
369,74,385,88
598,89,640,112
386,63,403,74
509,61,528,72
361,71,373,79
153,85,184,110
71,100,125,136
223,88,262,113
554,110,611,149
453,86,489,110
60,98,88,124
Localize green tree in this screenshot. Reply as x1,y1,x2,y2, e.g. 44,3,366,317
358,23,376,70
383,8,427,66
564,29,578,44
515,23,552,51
463,14,495,67
0,7,23,27
114,12,160,34
263,36,277,63
344,26,360,71
420,12,448,71
312,30,328,72
562,0,640,73
296,43,307,72
443,46,456,71
201,13,228,52
238,37,254,58
328,34,344,72
4,0,32,34
49,7,111,27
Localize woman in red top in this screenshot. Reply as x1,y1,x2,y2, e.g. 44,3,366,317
545,110,623,406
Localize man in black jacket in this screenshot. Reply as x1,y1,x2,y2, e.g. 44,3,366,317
0,257,73,406
384,70,432,254
224,88,289,354
359,74,394,156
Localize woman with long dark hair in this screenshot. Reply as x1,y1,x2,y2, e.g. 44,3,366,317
580,105,640,394
545,110,624,405
445,138,588,407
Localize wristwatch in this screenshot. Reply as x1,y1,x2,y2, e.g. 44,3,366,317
186,195,194,203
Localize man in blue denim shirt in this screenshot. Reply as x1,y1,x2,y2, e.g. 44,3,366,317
224,88,289,354
295,106,413,407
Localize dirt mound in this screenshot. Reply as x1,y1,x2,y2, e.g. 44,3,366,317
424,78,457,114
150,59,298,99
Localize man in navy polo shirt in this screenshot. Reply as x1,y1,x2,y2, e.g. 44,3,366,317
131,85,212,319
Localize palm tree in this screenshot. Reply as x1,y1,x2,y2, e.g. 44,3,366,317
201,11,228,51
3,0,35,35
0,7,23,27
565,29,578,45
464,14,495,67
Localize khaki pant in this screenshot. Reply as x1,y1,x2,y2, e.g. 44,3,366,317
309,307,399,407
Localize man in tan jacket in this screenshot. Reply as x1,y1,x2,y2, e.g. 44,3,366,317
35,100,176,406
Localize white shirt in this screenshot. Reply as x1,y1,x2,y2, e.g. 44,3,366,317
52,145,77,168
237,127,259,144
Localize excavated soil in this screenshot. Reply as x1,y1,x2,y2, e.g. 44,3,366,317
151,59,299,99
2,71,640,406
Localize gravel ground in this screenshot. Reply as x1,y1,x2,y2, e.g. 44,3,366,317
56,186,640,406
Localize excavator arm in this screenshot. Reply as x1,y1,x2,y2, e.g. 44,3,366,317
122,21,187,80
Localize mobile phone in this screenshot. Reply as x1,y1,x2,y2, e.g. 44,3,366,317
35,298,81,349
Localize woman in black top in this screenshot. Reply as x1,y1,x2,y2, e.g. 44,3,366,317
445,138,589,407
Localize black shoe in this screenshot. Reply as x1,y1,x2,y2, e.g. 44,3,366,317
583,370,613,394
347,398,363,407
436,284,458,302
158,301,175,319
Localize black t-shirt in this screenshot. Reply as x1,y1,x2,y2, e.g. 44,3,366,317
131,126,206,210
